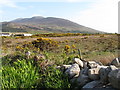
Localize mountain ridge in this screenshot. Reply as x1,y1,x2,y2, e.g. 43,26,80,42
2,16,105,34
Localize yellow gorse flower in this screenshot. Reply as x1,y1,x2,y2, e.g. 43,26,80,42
72,44,76,48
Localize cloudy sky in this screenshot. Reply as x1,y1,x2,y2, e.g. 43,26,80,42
0,0,119,33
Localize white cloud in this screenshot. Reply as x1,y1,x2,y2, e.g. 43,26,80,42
31,14,44,17
69,0,119,33
0,0,17,8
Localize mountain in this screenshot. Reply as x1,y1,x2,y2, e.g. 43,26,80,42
2,16,105,34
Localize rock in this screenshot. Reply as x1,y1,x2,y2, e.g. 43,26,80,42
73,58,84,68
88,68,100,80
56,66,61,69
83,61,88,68
99,67,109,84
88,61,99,68
99,65,118,84
108,65,118,70
111,58,120,67
82,80,100,88
97,65,108,68
96,61,103,66
77,74,90,87
88,66,109,81
70,77,77,84
108,69,120,89
105,84,115,89
62,65,72,70
60,65,72,72
65,63,80,78
81,67,89,75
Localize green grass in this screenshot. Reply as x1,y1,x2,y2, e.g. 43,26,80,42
37,66,71,88
1,34,119,88
2,59,39,88
2,53,71,88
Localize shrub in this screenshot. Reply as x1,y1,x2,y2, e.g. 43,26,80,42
39,66,71,88
32,37,58,51
99,34,104,37
2,59,39,88
64,45,70,54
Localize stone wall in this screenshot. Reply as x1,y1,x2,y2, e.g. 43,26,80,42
58,58,120,89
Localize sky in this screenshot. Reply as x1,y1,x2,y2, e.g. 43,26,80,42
0,0,119,33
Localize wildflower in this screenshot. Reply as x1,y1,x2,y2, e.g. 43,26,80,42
64,45,70,54
72,44,76,48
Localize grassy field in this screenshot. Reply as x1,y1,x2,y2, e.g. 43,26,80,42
1,33,119,88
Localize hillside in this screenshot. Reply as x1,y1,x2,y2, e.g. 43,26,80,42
2,16,105,34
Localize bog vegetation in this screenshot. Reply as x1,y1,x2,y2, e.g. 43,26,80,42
1,33,119,88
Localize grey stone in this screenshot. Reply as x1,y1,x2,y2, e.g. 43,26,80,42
88,61,99,68
56,66,61,69
99,65,118,84
73,58,84,68
62,65,72,70
108,69,120,89
99,67,109,84
77,74,91,87
70,77,77,83
65,63,80,78
82,80,100,88
88,68,100,80
81,67,89,75
111,58,120,67
108,65,118,70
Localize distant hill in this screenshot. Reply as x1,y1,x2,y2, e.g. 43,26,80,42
2,16,105,34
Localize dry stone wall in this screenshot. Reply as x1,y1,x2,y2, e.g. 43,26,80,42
58,58,120,89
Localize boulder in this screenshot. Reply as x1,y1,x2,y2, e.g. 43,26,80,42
88,61,99,68
70,77,77,84
77,74,91,87
82,80,100,88
88,68,100,80
62,65,72,70
56,66,61,69
88,65,109,81
65,63,80,78
99,67,109,84
108,69,120,89
56,65,72,72
73,58,84,68
80,67,89,75
108,65,118,70
96,61,103,66
110,58,120,67
99,65,118,84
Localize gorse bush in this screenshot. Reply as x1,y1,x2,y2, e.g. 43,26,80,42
32,37,59,51
64,45,70,54
2,59,39,88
